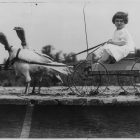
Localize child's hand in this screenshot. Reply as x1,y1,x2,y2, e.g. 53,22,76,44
107,39,113,44
107,39,126,46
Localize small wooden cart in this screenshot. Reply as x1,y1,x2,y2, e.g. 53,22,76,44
68,50,140,95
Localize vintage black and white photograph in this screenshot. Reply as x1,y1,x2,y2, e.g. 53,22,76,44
0,0,140,138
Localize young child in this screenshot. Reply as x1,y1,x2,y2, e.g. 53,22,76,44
87,12,135,64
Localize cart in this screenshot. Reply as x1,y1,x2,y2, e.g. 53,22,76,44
67,49,140,95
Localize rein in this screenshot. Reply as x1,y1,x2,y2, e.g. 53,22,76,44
0,41,107,71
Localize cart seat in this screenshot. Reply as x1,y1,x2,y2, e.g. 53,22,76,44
124,51,135,59
96,50,137,71
124,46,137,59
109,48,137,65
135,49,140,57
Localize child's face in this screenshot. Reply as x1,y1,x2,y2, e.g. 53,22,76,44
114,18,125,29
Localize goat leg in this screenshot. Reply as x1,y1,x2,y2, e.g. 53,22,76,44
38,77,42,94
32,77,36,94
25,82,30,94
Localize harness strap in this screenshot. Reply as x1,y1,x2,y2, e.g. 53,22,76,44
4,48,21,69
5,48,67,68
16,48,21,59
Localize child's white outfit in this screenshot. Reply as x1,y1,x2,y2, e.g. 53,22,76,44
87,28,135,63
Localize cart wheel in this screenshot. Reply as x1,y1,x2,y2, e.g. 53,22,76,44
117,70,135,94
131,58,140,93
72,60,109,95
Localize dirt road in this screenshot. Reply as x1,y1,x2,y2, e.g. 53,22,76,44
0,86,139,106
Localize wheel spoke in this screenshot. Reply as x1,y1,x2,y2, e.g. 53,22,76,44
117,71,135,93
131,58,140,93
72,60,109,95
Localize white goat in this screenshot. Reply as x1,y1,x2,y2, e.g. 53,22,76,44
13,27,63,93
0,32,70,94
